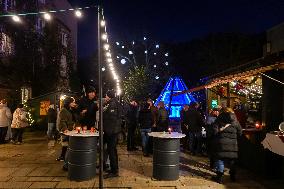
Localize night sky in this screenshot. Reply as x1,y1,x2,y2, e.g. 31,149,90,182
69,0,284,58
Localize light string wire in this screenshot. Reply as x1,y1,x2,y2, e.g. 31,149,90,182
100,8,122,95
261,73,284,85
0,5,97,17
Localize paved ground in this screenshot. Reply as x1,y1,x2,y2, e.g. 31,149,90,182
0,131,283,189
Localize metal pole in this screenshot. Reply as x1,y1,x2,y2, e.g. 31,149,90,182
98,6,104,189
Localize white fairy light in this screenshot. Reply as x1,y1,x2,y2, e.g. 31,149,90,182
43,13,51,20
75,10,82,17
12,15,21,22
102,33,107,40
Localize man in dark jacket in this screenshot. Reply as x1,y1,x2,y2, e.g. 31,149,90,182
126,99,138,151
103,90,122,178
78,86,98,129
138,101,152,156
180,104,190,150
187,102,204,155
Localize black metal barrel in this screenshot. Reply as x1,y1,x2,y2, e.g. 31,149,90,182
68,136,97,181
153,138,180,180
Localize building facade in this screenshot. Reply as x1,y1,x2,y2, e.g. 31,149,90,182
0,0,77,101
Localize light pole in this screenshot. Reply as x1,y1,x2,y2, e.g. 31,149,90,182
97,5,104,189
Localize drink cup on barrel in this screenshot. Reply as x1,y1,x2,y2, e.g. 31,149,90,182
90,127,94,133
76,126,81,134
83,126,87,133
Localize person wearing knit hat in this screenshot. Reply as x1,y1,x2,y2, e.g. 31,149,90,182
103,89,122,178
78,85,98,129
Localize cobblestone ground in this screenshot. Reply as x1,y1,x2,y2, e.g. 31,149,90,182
0,131,283,189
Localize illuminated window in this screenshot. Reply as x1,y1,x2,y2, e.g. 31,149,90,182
3,0,16,11
61,32,68,47
0,32,13,55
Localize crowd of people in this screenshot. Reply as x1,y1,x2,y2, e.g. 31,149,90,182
1,88,243,183
0,99,29,145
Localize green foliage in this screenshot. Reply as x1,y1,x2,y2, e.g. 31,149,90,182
123,66,151,101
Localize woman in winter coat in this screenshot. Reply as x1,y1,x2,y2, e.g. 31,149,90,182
56,97,77,171
138,101,153,156
0,99,12,144
211,108,242,183
11,104,29,144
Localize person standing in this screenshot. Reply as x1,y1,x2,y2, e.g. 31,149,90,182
157,101,169,132
147,99,158,130
0,99,12,144
138,101,152,156
187,102,204,155
147,99,158,154
78,86,98,129
103,90,122,178
211,108,242,183
180,104,190,150
47,104,57,143
11,104,29,145
56,97,77,170
126,99,139,151
205,108,219,168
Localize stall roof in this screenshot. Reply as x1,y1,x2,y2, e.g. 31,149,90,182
174,52,284,96
205,62,284,88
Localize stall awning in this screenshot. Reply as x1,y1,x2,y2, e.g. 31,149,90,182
174,62,284,96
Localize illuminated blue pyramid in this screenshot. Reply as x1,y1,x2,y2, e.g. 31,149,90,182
154,76,196,118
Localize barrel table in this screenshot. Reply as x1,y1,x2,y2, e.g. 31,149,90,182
148,132,185,180
64,130,99,181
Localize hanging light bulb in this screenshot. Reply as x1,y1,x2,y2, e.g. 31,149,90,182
75,10,82,17
106,52,111,57
104,44,109,50
129,51,133,55
101,33,107,40
43,13,51,21
12,15,21,22
121,59,126,64
100,20,106,27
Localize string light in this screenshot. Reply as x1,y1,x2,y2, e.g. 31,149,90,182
1,5,121,95
43,13,51,21
74,10,82,17
12,15,20,22
0,6,95,18
100,12,122,95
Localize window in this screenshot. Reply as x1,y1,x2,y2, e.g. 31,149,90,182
61,32,68,47
3,0,16,11
0,32,13,55
60,55,67,77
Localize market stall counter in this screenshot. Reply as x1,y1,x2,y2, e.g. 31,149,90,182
64,130,99,181
262,131,284,156
148,132,185,181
